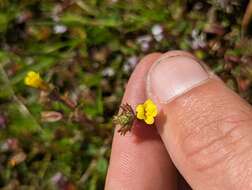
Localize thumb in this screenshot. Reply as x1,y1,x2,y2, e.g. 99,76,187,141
147,51,252,190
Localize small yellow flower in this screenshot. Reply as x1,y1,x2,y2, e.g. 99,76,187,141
136,99,157,125
24,71,44,88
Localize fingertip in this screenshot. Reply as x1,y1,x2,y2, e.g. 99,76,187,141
122,52,162,108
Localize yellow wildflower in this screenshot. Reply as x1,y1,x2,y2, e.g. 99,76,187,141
136,99,157,125
24,71,44,89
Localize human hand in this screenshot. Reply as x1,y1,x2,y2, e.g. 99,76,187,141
105,51,252,190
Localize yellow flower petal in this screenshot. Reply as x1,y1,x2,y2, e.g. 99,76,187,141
146,105,157,116
146,111,157,118
136,104,145,120
144,116,154,125
145,99,157,117
24,71,43,88
24,77,30,85
143,99,153,107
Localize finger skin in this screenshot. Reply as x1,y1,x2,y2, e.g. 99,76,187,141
149,51,252,189
105,53,178,190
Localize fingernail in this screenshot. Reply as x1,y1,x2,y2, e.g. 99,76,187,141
147,55,209,103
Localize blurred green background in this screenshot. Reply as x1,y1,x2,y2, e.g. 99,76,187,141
0,0,252,189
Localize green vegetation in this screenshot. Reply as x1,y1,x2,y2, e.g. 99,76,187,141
0,0,251,189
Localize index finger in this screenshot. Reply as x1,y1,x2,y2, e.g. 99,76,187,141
105,53,178,190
